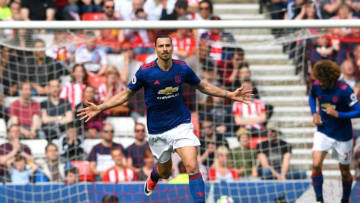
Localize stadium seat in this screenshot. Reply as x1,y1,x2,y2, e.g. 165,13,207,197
81,13,104,21
0,119,6,138
83,139,102,154
135,54,150,63
106,117,135,136
226,137,239,149
107,54,123,71
21,139,48,158
70,160,94,182
87,75,106,89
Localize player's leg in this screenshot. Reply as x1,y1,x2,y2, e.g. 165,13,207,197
339,164,353,203
312,150,327,202
176,146,205,203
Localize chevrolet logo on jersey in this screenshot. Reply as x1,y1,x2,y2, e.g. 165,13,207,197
321,103,336,111
158,87,179,95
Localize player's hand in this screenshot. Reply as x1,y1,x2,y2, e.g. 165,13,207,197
326,106,339,118
228,85,254,103
77,101,101,122
312,113,322,125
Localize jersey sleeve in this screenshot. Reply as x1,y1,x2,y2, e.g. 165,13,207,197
184,66,201,85
343,86,358,107
127,68,144,92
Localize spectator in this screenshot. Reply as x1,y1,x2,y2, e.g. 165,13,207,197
64,0,80,16
21,0,55,20
9,82,41,139
87,124,125,181
0,46,18,96
58,123,85,161
347,0,360,17
339,60,358,88
219,48,245,87
0,93,8,123
98,66,129,116
114,42,142,83
171,29,197,68
35,143,67,183
79,0,102,13
64,167,78,184
136,148,154,181
118,0,145,21
320,0,342,19
330,4,355,37
102,147,136,182
307,35,336,67
41,79,74,140
200,16,235,67
8,154,37,184
293,0,322,19
208,146,238,181
267,0,287,20
161,0,188,20
60,64,88,109
198,118,229,168
75,31,108,76
75,86,106,138
231,128,258,178
19,39,68,95
236,66,260,99
9,0,21,20
144,0,176,20
354,137,360,180
195,0,213,38
46,30,75,66
232,79,266,137
257,123,306,180
0,124,33,182
126,122,149,171
0,0,11,20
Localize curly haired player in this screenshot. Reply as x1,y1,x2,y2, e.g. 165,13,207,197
77,34,253,203
309,60,359,203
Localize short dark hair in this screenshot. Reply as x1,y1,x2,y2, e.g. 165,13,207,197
65,167,78,176
154,34,172,46
199,0,213,14
33,38,45,47
8,124,19,133
101,195,119,203
14,154,26,162
45,143,58,152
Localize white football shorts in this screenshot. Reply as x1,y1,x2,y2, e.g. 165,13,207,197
147,123,200,163
312,131,353,165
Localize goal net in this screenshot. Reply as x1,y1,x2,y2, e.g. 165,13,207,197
0,21,357,203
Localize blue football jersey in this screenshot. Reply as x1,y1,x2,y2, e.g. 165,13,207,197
310,80,358,141
128,59,201,134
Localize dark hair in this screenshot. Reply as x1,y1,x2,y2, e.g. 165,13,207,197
154,34,172,46
65,167,78,176
33,38,45,48
110,147,123,155
14,154,25,162
312,60,341,90
45,143,58,152
134,122,145,130
199,0,213,14
135,8,144,16
101,195,119,203
233,47,245,57
66,122,77,130
70,64,88,83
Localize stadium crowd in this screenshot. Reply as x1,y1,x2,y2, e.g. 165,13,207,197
0,0,358,185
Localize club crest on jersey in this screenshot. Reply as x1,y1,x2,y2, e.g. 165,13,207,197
332,96,338,103
158,87,179,95
175,75,182,84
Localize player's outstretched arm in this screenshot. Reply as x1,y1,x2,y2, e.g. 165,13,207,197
77,88,134,122
195,80,253,103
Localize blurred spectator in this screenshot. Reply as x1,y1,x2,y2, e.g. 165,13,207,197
136,148,154,181
102,195,119,203
200,16,235,67
35,143,67,183
354,137,360,180
0,124,33,182
9,82,41,139
118,0,145,21
195,0,213,38
21,0,55,20
65,167,78,184
87,124,125,181
75,31,108,76
336,28,360,67
114,42,142,83
171,29,197,67
8,154,37,184
0,46,19,96
339,60,358,88
126,123,149,171
219,48,245,87
144,0,176,20
64,0,80,16
75,86,106,138
60,64,88,109
330,4,356,37
98,66,129,116
236,66,260,99
232,80,266,137
320,0,342,19
102,147,136,182
19,39,68,95
307,36,335,67
0,93,8,122
161,0,188,20
9,0,21,20
231,128,258,177
208,146,238,181
46,30,75,66
347,0,360,17
293,0,322,19
58,123,85,161
257,123,306,180
267,0,287,20
79,0,103,13
198,118,229,168
0,0,11,20
41,79,74,140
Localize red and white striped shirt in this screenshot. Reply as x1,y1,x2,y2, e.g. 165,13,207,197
232,99,266,130
60,82,85,108
98,83,126,102
102,167,136,183
172,36,196,57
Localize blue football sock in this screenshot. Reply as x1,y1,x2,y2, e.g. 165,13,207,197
312,172,323,199
150,164,160,182
342,177,353,201
189,172,205,203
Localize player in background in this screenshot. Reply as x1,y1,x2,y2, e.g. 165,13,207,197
309,60,359,203
77,34,253,203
